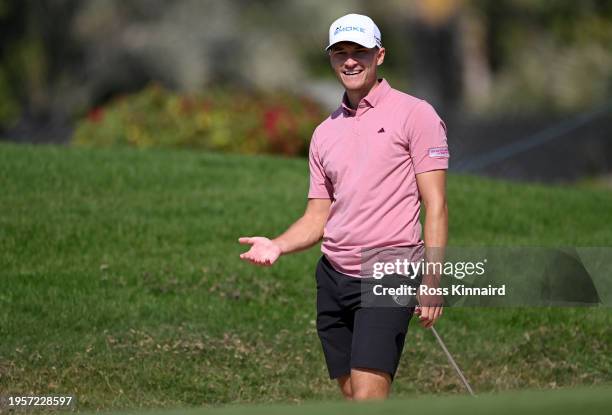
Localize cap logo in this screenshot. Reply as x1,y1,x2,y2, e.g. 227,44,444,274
334,25,366,36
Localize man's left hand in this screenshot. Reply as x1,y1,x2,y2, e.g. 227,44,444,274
414,304,443,328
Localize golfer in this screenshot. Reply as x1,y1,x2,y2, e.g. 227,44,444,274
239,13,449,401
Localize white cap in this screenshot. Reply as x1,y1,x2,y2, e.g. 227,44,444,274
326,13,382,51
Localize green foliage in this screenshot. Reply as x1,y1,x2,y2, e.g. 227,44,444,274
0,66,19,126
0,1,49,130
474,0,612,112
72,85,326,156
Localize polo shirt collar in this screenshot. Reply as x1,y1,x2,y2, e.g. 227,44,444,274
341,78,391,115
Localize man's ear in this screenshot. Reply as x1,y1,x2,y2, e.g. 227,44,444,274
376,47,386,66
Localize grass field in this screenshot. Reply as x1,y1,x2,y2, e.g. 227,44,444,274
106,385,612,415
1,143,611,412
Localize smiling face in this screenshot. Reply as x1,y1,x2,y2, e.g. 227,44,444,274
329,41,385,96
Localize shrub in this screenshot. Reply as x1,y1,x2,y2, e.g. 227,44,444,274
0,66,20,128
72,84,326,156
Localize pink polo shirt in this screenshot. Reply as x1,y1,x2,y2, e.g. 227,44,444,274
308,78,449,277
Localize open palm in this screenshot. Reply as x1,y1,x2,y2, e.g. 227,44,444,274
238,236,281,266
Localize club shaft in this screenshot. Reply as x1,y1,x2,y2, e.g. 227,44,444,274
431,326,476,396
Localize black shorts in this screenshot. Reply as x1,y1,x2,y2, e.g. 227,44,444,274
315,255,415,380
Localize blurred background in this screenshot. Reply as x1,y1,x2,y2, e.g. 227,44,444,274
1,0,611,183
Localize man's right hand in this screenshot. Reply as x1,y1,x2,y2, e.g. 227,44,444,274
238,237,282,266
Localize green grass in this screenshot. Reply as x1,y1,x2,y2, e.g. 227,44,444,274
105,385,612,415
0,143,611,412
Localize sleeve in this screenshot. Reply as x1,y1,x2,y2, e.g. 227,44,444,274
406,100,450,174
307,131,334,199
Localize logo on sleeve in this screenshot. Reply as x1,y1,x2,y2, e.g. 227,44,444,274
428,146,449,158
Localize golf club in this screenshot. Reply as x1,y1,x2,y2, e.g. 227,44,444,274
430,326,476,396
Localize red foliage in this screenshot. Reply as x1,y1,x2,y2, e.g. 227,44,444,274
87,107,105,123
263,107,283,137
262,105,302,154
200,101,212,113
74,84,326,157
180,97,194,114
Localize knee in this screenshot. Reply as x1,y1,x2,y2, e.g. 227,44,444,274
351,386,387,401
337,375,353,400
342,390,353,400
339,383,353,400
350,368,391,401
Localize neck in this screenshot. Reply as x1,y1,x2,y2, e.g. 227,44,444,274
346,79,380,109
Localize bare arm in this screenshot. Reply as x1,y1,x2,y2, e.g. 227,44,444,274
418,170,448,249
273,198,331,254
239,198,331,266
415,169,448,327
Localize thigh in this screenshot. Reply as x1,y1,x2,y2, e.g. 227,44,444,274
316,256,355,379
350,306,414,380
